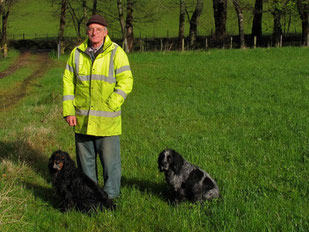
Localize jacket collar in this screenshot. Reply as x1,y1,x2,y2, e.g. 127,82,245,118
77,35,113,54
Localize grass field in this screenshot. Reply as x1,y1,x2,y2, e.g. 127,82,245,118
0,47,309,231
6,0,302,40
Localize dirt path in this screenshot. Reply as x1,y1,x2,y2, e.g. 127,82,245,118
0,50,56,110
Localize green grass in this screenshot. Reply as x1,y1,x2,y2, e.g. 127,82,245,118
0,50,19,72
5,0,302,40
0,48,309,231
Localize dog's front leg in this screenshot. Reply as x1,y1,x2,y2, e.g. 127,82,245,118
63,197,75,212
174,189,186,204
59,187,75,212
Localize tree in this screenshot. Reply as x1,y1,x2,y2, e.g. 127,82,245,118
232,0,245,48
268,0,296,47
297,0,309,46
0,0,17,58
213,0,227,43
92,0,97,15
57,0,68,54
67,0,89,40
126,0,134,52
188,0,204,49
272,0,283,46
178,0,186,50
252,0,263,44
117,0,129,52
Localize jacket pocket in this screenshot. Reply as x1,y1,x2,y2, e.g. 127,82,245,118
73,84,89,108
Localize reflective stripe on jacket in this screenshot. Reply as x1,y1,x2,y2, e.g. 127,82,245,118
62,35,133,136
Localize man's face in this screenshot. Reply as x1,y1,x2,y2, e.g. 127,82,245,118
87,23,107,47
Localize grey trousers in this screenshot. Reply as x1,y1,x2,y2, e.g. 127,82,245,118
75,133,121,199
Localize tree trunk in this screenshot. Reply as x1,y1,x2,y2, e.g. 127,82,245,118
1,10,9,58
92,0,97,15
0,0,16,58
57,0,67,54
212,0,227,42
252,0,263,45
189,0,204,49
273,1,282,47
297,0,309,46
178,0,186,50
117,0,129,53
126,0,134,52
82,0,87,20
232,0,245,48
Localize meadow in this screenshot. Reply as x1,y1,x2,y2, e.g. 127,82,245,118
6,0,302,40
0,47,308,231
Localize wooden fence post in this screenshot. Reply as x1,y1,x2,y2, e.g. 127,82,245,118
181,38,184,51
254,36,257,49
57,43,61,59
139,32,143,52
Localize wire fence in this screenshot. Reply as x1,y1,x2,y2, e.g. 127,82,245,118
7,32,308,52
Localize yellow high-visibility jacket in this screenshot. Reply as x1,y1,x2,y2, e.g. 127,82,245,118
62,35,133,136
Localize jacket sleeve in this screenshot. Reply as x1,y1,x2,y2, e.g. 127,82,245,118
62,49,76,117
106,46,133,111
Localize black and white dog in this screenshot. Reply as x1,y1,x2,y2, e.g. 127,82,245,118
158,149,219,203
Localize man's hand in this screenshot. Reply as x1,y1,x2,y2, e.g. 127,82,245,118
65,116,77,127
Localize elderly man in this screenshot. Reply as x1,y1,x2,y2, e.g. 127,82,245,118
62,15,133,199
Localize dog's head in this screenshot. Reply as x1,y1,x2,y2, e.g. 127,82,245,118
158,149,184,174
48,150,75,175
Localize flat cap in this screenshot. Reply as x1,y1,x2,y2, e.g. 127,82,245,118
86,14,108,27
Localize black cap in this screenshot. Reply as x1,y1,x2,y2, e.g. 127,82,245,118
86,15,108,27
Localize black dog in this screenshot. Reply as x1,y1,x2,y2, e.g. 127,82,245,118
158,149,219,203
48,150,115,213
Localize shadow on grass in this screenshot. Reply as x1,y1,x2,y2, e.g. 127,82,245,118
0,140,61,211
121,176,176,203
0,140,49,179
121,176,224,208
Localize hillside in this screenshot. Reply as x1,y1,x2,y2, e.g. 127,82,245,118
6,0,302,40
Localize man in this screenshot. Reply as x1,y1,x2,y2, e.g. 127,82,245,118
62,14,133,199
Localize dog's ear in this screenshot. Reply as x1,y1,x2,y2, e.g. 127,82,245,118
48,156,53,174
63,151,76,170
48,151,58,174
158,151,165,172
171,150,184,174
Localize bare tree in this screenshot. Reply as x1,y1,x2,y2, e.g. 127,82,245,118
268,0,296,47
252,0,263,44
67,0,89,40
213,0,227,44
117,0,129,52
57,0,68,54
126,0,134,52
92,0,97,15
272,0,283,47
297,0,309,46
232,0,245,48
188,0,204,49
178,0,186,50
0,0,17,58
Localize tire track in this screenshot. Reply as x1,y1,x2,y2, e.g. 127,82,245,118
0,50,54,111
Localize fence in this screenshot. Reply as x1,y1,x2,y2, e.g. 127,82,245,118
7,32,308,52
